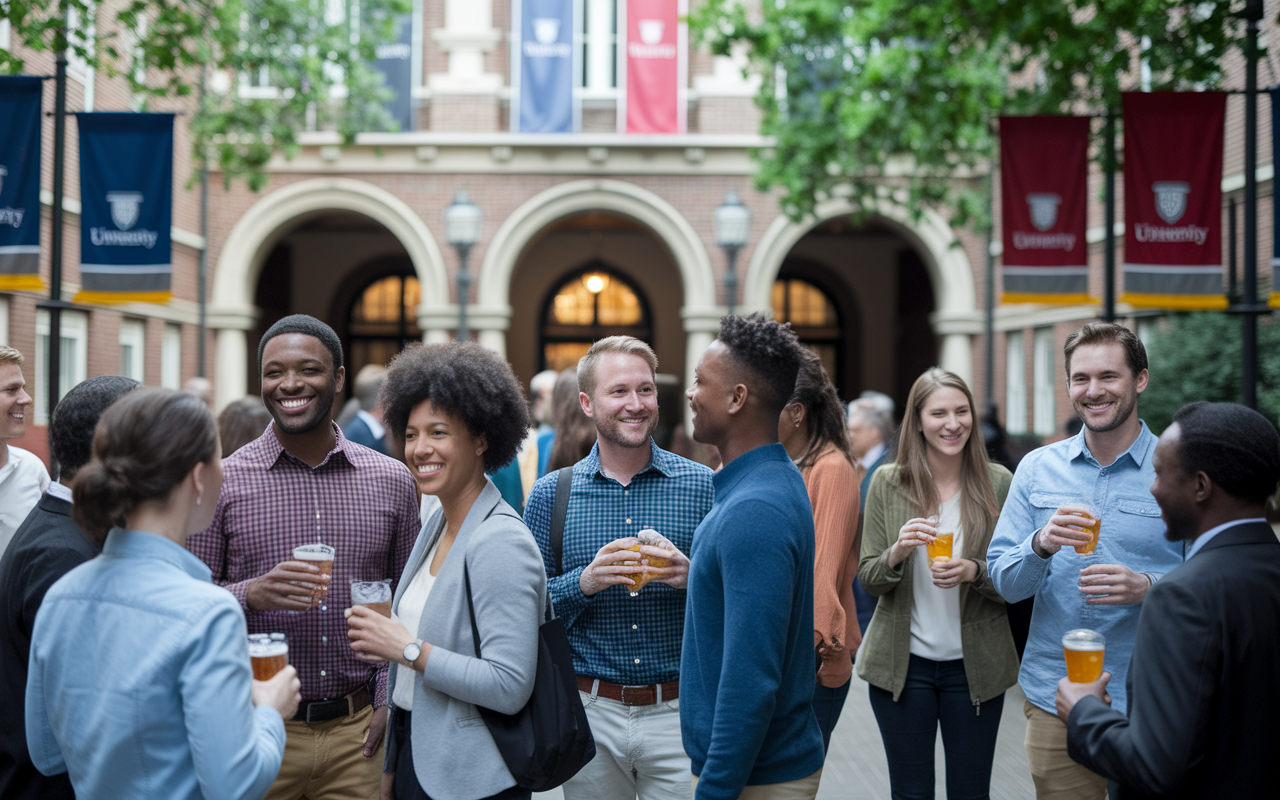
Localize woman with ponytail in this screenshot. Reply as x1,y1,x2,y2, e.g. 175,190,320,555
25,388,302,800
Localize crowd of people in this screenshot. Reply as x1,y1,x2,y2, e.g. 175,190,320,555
0,312,1277,800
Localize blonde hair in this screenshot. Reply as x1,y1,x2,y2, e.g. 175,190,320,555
577,336,658,398
894,368,1001,560
0,345,23,367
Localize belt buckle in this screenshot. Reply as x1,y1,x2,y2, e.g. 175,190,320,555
620,684,647,706
305,701,323,724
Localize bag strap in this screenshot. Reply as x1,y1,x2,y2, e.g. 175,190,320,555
550,466,573,575
464,498,557,659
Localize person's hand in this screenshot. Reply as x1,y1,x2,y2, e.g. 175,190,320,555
636,531,690,590
252,664,301,721
245,561,329,612
346,605,419,665
930,558,978,589
579,537,646,596
887,518,937,567
1079,564,1151,605
381,773,395,800
1055,672,1112,719
363,705,388,758
1032,505,1096,557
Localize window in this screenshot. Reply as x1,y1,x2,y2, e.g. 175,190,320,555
0,295,9,346
0,19,11,51
162,323,182,389
580,0,617,91
1032,327,1056,437
541,264,649,372
1005,331,1027,435
35,310,89,425
772,278,841,389
347,273,421,380
1134,317,1158,347
119,318,145,383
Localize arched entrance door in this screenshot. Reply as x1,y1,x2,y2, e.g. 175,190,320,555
540,262,652,372
771,259,858,398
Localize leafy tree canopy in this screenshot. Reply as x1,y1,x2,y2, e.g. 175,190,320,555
690,0,1248,224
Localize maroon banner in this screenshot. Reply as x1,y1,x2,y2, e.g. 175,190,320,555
999,116,1091,304
620,0,686,134
1122,91,1226,309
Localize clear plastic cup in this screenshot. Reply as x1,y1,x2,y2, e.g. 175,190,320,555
1062,629,1105,683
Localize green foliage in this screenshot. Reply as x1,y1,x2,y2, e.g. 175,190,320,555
1140,312,1280,433
689,0,1246,224
1,0,408,189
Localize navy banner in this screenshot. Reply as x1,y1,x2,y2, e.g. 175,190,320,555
512,0,577,133
75,113,173,304
372,13,415,131
0,76,45,291
1272,87,1280,308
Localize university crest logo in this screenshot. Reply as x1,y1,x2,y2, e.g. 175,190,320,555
1152,182,1190,225
107,191,143,231
0,165,7,196
533,18,560,44
639,20,664,44
1026,193,1061,232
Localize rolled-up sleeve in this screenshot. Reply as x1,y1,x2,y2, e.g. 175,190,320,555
987,466,1052,603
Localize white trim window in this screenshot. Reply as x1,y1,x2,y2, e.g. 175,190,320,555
580,0,616,93
35,309,89,425
0,295,9,347
1005,331,1027,435
119,318,146,383
161,323,182,390
1032,326,1057,437
0,19,11,51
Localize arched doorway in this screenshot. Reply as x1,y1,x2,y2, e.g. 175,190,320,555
540,263,651,372
771,259,858,397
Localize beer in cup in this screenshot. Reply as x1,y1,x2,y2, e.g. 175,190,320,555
1062,628,1105,683
927,533,954,563
248,633,288,680
351,579,393,617
293,543,335,605
621,529,671,594
1068,505,1102,555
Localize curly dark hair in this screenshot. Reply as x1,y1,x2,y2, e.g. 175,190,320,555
258,314,344,375
718,312,806,415
1172,401,1280,504
380,341,531,472
49,375,141,479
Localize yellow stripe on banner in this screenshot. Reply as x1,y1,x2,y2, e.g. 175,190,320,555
1000,292,1096,306
71,290,172,305
0,275,47,291
1271,292,1280,309
1120,293,1229,311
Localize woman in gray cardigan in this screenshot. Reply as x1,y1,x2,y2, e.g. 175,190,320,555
856,368,1018,799
346,342,544,800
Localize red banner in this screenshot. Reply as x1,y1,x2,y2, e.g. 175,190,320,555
620,0,686,134
999,116,1091,304
1122,91,1226,309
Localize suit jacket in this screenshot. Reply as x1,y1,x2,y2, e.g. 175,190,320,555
385,479,547,800
1067,521,1280,800
0,493,99,800
343,414,390,456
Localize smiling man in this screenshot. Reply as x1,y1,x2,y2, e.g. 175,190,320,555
525,336,713,800
187,315,419,800
987,322,1185,800
0,346,49,563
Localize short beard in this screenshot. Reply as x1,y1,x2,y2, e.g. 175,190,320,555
1163,516,1195,542
596,414,658,450
1076,393,1137,434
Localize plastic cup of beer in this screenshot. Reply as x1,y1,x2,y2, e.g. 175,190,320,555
621,530,671,594
927,532,954,563
293,543,335,605
351,579,393,617
1069,505,1102,556
1062,629,1105,683
248,632,288,680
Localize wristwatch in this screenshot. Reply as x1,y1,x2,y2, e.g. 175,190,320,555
402,641,422,666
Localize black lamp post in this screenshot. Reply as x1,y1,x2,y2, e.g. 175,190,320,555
444,190,481,342
714,189,751,315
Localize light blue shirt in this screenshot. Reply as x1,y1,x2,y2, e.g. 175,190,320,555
1186,517,1269,559
26,528,286,800
987,423,1185,715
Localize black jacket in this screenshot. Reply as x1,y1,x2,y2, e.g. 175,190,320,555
0,492,99,800
1067,521,1280,800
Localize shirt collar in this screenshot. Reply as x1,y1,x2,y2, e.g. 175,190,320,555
243,421,356,471
713,442,792,493
47,481,74,503
1068,419,1156,468
356,409,386,441
1186,517,1270,559
102,528,213,583
860,442,886,470
585,439,674,481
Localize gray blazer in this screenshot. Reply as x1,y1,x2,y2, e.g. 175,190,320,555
385,479,547,800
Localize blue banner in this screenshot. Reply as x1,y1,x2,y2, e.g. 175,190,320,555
75,113,173,303
513,0,576,133
0,76,45,291
1272,87,1280,308
372,13,415,131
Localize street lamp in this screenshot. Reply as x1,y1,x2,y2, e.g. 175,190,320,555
444,190,482,341
714,189,751,315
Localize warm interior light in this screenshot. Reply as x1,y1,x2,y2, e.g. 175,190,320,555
583,273,609,294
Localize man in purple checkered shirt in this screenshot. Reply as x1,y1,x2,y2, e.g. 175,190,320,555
188,315,419,800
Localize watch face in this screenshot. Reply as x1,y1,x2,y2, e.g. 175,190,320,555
403,642,421,664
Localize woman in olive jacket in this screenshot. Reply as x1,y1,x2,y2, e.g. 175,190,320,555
856,368,1018,799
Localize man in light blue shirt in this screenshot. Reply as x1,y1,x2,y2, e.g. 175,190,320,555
988,322,1184,800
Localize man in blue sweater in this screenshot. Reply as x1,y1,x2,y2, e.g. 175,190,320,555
681,313,826,800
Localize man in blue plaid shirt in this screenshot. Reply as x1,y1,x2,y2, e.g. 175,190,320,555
526,336,713,800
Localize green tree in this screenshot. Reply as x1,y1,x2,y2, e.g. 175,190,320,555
1141,312,1280,433
690,0,1246,223
2,0,408,189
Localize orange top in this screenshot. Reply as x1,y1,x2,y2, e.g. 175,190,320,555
802,446,862,688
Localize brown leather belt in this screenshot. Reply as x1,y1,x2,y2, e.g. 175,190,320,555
576,675,679,706
293,686,371,724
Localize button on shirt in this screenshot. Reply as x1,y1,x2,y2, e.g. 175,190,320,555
525,441,713,685
987,423,1185,715
187,423,419,708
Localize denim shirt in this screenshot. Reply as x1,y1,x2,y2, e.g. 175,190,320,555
26,529,286,800
987,423,1185,715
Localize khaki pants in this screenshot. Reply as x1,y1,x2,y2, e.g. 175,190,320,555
264,703,384,800
691,769,821,800
1023,699,1108,800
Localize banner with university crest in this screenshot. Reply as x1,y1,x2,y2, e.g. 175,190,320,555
0,76,45,291
75,113,174,304
511,0,578,133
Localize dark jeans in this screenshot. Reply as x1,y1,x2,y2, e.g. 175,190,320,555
393,709,531,800
867,654,1004,800
812,648,851,755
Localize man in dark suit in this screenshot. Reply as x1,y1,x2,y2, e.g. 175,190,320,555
0,375,139,800
1055,401,1280,800
343,364,390,456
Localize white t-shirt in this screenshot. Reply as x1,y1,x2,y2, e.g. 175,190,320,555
908,492,965,661
0,446,51,561
392,532,444,711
